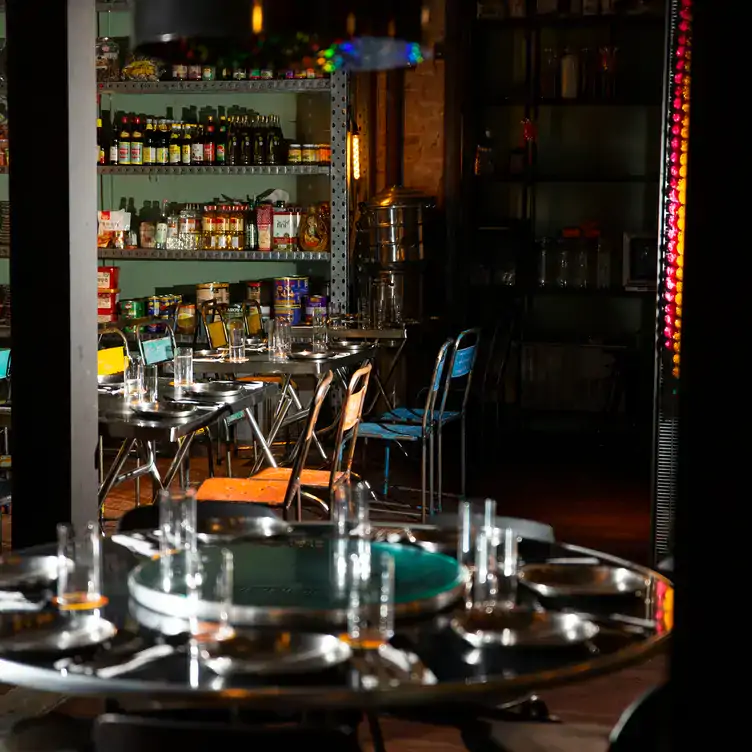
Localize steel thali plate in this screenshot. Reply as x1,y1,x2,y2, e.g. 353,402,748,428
519,564,649,598
184,381,245,398
0,613,117,654
0,556,65,589
288,350,331,361
131,402,197,419
129,540,467,627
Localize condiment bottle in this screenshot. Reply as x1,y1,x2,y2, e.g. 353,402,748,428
202,205,217,250
215,204,230,250
229,205,245,250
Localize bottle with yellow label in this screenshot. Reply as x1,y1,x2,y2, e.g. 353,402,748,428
169,123,182,165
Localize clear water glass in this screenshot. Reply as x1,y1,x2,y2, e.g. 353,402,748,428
311,307,327,352
56,522,106,612
159,488,197,554
124,355,143,406
358,296,371,329
472,525,498,610
332,483,350,537
269,317,291,361
351,481,371,538
187,548,236,648
483,498,497,530
227,320,246,362
497,527,519,609
174,347,193,388
457,501,473,567
347,550,395,649
143,364,158,403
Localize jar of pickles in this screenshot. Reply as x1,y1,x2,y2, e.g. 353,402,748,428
229,205,245,250
202,205,217,250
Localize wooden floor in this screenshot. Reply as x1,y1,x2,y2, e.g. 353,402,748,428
0,441,665,744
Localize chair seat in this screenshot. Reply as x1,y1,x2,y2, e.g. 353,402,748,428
379,407,460,425
358,422,425,441
196,477,286,505
238,375,296,389
252,466,345,488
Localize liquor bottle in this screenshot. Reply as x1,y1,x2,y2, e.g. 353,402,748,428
252,116,265,165
181,124,192,165
97,118,106,164
240,117,252,166
155,199,170,249
155,119,169,165
169,123,182,165
203,118,216,165
130,116,144,166
143,118,156,165
109,119,119,165
266,115,283,165
117,115,131,166
216,116,228,165
190,123,204,165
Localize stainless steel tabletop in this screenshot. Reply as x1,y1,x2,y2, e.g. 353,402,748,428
291,327,407,341
98,381,276,443
191,347,375,378
0,529,672,710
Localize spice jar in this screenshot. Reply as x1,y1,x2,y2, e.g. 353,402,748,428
95,37,120,82
288,144,302,164
302,144,317,164
188,64,202,81
202,205,217,250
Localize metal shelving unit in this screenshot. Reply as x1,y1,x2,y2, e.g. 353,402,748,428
97,165,331,176
97,248,330,261
98,80,330,94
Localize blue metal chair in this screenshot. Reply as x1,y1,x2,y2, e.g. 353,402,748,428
374,328,481,509
136,323,176,366
358,339,453,522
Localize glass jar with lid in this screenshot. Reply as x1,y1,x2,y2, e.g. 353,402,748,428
178,204,202,251
288,144,302,164
229,205,245,250
202,205,217,250
302,144,317,164
214,205,230,250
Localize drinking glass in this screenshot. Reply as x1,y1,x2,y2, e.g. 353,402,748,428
497,527,519,609
482,498,497,530
457,501,473,567
143,364,158,403
174,347,194,388
269,317,291,361
311,308,327,352
351,481,371,539
358,296,371,330
227,320,246,362
332,483,351,537
472,525,498,610
56,522,106,612
159,488,197,554
187,548,236,650
124,355,143,406
347,550,395,649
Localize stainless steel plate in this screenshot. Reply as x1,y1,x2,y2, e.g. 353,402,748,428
0,555,64,589
519,564,649,598
184,381,244,397
289,350,330,361
97,373,124,386
193,350,223,358
131,402,197,419
451,608,598,648
330,340,369,351
0,614,117,654
200,515,291,543
203,632,351,677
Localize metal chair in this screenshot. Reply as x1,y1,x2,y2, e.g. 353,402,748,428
358,340,453,522
608,683,669,752
196,371,334,520
136,322,176,366
251,362,373,509
196,299,229,349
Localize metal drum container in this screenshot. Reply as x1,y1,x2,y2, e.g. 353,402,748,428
363,186,435,265
274,277,297,306
292,276,309,303
275,304,301,325
304,294,327,323
196,282,229,306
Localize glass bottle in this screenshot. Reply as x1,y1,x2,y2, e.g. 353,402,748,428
166,204,180,250
203,120,216,165
117,115,131,166
130,116,144,166
155,199,170,250
190,123,203,165
216,116,228,165
143,118,156,165
155,119,169,166
573,237,589,288
474,129,495,176
245,200,258,250
229,205,245,250
169,123,182,165
202,204,217,250
557,238,569,288
596,235,610,289
214,204,230,250
252,116,266,165
537,237,552,287
181,124,192,165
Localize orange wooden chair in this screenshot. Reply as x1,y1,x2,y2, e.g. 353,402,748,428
197,370,334,520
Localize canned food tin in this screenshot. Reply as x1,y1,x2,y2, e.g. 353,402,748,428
274,304,301,325
146,295,163,332
196,282,230,306
304,294,327,323
97,266,119,290
246,281,262,302
274,277,297,306
121,298,146,319
291,276,309,303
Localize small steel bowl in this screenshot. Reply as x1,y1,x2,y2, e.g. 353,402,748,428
519,564,649,598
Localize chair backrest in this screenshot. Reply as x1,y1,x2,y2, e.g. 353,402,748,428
97,327,129,376
329,362,373,496
198,300,228,349
281,370,334,510
439,327,481,418
244,300,263,336
420,339,453,432
608,683,669,752
137,323,177,366
0,349,10,380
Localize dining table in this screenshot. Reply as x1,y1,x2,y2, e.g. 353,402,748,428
0,521,672,713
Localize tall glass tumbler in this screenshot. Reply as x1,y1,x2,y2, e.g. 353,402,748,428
472,526,498,611
174,347,194,388
227,320,246,362
347,550,395,649
311,307,327,352
124,355,143,406
143,364,158,403
56,522,107,612
188,548,236,650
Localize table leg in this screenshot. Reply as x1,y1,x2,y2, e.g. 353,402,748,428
288,381,327,462
156,433,196,502
366,339,407,416
98,438,136,514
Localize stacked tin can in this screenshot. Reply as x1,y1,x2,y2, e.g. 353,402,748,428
273,276,308,324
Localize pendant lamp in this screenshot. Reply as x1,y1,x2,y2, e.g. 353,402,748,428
132,0,430,72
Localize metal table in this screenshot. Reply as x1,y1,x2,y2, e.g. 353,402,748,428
97,381,277,512
0,528,672,710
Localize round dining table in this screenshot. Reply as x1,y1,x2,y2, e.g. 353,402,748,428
0,522,672,711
